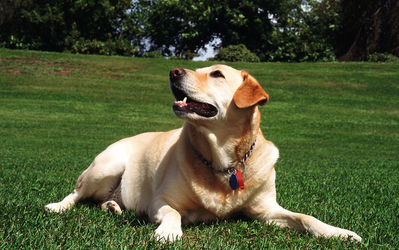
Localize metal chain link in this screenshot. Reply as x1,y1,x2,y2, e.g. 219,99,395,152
195,150,213,169
195,137,257,174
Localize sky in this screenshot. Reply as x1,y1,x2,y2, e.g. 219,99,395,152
193,38,221,61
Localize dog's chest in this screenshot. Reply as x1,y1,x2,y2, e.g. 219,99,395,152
190,181,250,218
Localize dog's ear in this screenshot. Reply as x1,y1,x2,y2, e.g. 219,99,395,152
233,70,269,108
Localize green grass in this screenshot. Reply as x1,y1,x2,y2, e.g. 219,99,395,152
1,48,398,249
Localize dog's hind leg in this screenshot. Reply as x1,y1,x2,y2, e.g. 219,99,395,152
45,192,80,213
45,163,125,213
45,140,129,213
45,168,90,213
100,177,124,215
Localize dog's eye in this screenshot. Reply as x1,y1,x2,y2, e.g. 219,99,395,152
210,70,225,78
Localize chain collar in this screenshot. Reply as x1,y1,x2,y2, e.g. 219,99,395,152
195,137,257,175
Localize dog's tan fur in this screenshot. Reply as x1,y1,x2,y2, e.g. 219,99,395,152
45,65,361,242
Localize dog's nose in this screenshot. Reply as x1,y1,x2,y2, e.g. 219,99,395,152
170,68,186,81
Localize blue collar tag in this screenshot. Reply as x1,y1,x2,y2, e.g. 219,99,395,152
229,173,239,190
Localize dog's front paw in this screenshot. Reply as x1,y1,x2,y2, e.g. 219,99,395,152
154,223,183,242
337,229,362,242
45,203,66,213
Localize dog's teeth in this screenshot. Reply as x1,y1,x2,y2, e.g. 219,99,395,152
183,97,187,104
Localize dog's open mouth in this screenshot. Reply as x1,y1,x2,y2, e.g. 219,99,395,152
171,85,218,118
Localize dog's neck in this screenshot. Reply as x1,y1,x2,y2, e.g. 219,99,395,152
186,107,261,172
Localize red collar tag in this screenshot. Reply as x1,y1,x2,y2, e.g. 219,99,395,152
236,171,245,189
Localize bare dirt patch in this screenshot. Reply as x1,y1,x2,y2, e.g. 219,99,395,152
3,69,21,76
0,58,46,64
43,69,73,76
0,57,77,76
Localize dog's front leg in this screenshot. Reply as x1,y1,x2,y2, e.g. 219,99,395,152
249,203,362,242
150,200,183,242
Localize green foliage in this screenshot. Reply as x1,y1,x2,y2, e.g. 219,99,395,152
66,38,137,56
368,53,399,63
135,0,342,62
1,0,398,61
135,0,278,59
136,0,398,62
210,44,260,62
265,0,339,62
0,35,40,50
1,49,399,248
142,50,164,59
0,0,142,56
134,0,214,56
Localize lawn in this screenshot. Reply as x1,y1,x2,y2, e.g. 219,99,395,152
1,48,398,249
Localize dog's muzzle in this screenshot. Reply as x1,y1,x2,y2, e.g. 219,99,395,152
169,68,218,118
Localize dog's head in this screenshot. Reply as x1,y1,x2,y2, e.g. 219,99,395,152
170,65,268,124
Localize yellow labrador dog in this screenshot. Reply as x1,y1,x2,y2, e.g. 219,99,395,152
45,65,361,242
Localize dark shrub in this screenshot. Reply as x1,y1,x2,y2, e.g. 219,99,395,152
210,44,260,62
368,53,399,63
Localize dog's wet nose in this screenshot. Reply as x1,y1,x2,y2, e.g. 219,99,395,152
170,68,186,81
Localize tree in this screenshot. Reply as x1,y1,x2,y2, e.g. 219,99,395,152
135,0,222,57
136,0,281,60
137,0,343,62
3,0,396,61
0,0,140,55
337,0,399,61
266,0,340,62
